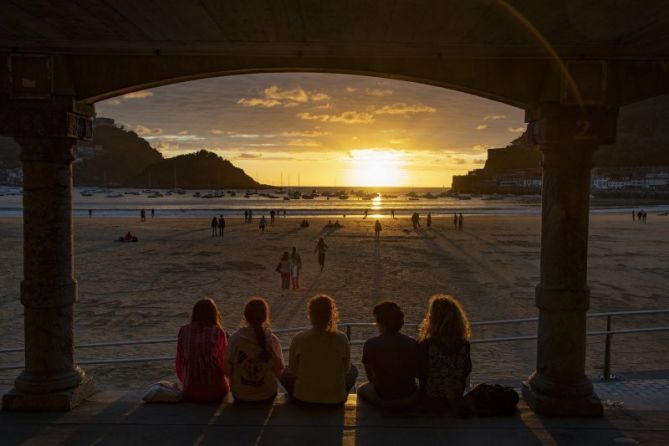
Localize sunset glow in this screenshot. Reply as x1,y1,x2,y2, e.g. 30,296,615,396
346,149,407,187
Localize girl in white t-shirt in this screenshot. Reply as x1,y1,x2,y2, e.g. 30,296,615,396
227,298,285,403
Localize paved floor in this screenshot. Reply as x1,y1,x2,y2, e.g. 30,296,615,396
1,376,668,446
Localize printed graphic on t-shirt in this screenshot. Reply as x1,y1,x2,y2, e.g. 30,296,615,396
237,350,270,387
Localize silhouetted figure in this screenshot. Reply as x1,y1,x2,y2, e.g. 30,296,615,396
642,211,647,223
364,210,368,219
427,212,432,228
244,210,249,223
291,247,302,290
270,210,276,224
374,220,382,239
151,208,155,219
260,215,267,232
411,212,420,229
637,210,643,222
632,209,635,221
248,210,253,222
218,215,225,236
315,237,328,272
140,208,146,222
453,213,458,230
391,209,395,219
88,209,92,218
418,294,472,414
358,301,419,409
458,213,463,231
211,216,218,236
276,251,292,290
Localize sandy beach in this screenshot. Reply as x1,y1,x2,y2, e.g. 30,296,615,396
1,213,667,390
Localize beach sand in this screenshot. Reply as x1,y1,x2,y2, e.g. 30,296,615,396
0,213,667,390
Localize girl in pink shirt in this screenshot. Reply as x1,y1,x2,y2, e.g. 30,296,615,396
176,298,229,402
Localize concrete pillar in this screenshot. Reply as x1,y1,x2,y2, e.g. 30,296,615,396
2,100,94,411
522,105,618,416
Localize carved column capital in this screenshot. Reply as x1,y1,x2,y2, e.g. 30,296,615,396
525,104,619,146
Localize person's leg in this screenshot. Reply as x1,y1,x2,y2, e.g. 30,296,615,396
279,371,296,398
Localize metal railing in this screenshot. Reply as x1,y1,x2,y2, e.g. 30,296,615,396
1,309,668,380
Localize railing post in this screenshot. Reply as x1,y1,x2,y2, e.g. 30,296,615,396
346,324,352,341
603,315,612,380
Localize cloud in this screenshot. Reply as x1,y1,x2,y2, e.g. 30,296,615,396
134,125,163,136
145,133,205,142
373,102,436,116
314,103,332,110
296,111,375,124
237,85,329,108
123,90,153,99
210,129,226,135
507,126,526,133
472,144,491,152
177,130,189,135
475,124,488,130
236,153,263,159
345,87,357,93
106,99,121,106
365,88,393,97
452,158,467,164
287,139,320,147
483,114,506,121
473,159,486,164
281,130,329,137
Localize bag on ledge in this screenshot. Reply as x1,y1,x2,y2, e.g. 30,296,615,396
142,380,183,403
464,383,519,416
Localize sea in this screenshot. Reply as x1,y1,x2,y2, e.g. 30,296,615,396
0,186,668,218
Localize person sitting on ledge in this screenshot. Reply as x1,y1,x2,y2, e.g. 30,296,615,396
358,301,419,409
228,298,284,403
280,294,358,405
418,294,472,414
176,298,229,402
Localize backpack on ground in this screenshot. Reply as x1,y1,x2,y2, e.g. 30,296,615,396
464,383,519,416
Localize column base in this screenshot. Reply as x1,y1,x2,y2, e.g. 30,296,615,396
2,375,94,411
522,380,602,417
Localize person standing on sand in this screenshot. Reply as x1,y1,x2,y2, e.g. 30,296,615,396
391,209,395,219
315,237,329,272
291,247,302,290
260,215,267,232
140,208,146,222
458,213,463,231
453,213,458,230
219,215,225,236
427,212,432,229
374,220,382,239
632,209,635,222
249,210,253,223
277,252,292,290
211,216,218,236
244,210,248,223
270,210,275,224
151,208,155,219
88,209,92,218
364,210,368,219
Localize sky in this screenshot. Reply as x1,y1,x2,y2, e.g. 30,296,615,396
96,73,526,187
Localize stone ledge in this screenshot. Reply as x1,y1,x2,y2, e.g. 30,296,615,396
2,375,94,411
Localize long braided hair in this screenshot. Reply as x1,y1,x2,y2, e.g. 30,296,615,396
243,298,271,361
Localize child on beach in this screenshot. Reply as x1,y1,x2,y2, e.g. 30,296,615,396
227,298,284,403
291,247,302,290
277,252,292,290
418,294,472,413
280,295,357,405
176,298,229,402
358,301,419,409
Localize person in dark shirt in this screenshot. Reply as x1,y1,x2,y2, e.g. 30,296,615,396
418,294,472,414
218,215,225,236
358,301,419,409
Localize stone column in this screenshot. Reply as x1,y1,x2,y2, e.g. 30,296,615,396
522,105,618,416
2,100,94,411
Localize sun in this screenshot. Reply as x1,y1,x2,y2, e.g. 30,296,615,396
347,149,407,187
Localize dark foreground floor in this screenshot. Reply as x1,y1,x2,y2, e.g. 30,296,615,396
1,375,668,446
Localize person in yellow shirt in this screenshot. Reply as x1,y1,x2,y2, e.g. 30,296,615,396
280,294,358,404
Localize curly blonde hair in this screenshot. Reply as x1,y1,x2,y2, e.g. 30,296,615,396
418,294,471,352
308,294,339,333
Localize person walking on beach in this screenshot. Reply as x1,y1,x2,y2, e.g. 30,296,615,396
427,212,432,229
364,209,368,219
277,252,292,290
315,237,329,272
260,215,267,232
411,212,420,230
211,216,218,236
88,209,92,218
458,213,463,231
391,209,395,219
244,210,249,223
632,209,636,222
218,215,225,236
151,208,155,219
270,210,276,224
453,213,458,230
291,247,302,290
249,210,253,223
642,211,647,223
140,208,146,222
374,220,382,239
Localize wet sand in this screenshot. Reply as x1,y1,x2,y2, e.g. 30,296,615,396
0,213,667,390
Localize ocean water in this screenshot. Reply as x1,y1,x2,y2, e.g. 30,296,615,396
0,186,667,218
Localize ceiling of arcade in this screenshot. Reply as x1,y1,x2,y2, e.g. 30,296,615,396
0,1,668,108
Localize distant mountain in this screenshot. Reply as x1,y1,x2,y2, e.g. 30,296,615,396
130,150,262,189
73,124,163,186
